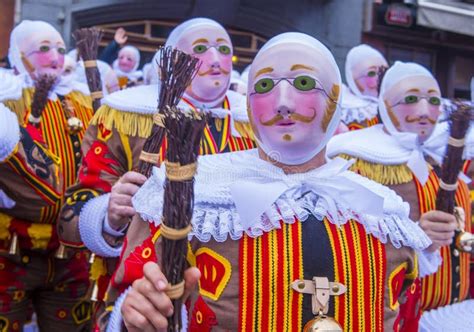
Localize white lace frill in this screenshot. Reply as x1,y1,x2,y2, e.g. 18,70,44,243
132,149,431,251
340,85,378,124
0,104,20,162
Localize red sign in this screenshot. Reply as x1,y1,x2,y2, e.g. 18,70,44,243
385,4,413,28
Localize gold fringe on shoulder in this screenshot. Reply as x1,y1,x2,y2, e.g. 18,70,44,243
3,87,34,125
234,120,255,141
90,105,154,138
338,154,414,185
68,90,93,109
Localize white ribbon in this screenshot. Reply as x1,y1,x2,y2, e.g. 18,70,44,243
396,132,443,185
230,157,384,230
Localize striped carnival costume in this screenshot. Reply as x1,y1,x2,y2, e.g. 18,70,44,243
110,33,433,332
327,62,474,331
57,18,254,328
0,21,94,331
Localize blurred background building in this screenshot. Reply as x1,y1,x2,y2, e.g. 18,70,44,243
0,0,473,98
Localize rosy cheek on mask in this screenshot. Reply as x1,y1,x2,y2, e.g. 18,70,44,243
393,102,440,138
119,58,135,72
28,51,64,75
196,49,232,73
29,51,60,67
357,75,378,91
250,85,324,154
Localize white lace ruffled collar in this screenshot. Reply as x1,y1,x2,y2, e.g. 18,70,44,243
340,85,378,124
132,149,431,250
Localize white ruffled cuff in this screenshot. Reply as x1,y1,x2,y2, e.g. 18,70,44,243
416,248,442,278
0,105,20,162
106,286,129,332
419,299,474,332
79,193,122,257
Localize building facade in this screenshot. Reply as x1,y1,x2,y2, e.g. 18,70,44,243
4,0,365,71
2,0,473,97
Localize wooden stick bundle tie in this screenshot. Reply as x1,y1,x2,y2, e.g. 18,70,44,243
153,113,165,128
439,179,458,191
84,60,98,68
165,161,197,181
139,151,159,164
90,91,103,100
165,280,185,300
448,136,465,148
28,114,41,124
160,222,192,240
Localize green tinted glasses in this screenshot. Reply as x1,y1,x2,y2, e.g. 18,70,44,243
192,44,231,55
393,95,441,107
252,76,319,95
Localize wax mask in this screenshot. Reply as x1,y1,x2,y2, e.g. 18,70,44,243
62,55,76,78
384,75,441,142
118,48,137,73
352,56,387,98
176,26,232,104
19,29,65,78
248,42,340,165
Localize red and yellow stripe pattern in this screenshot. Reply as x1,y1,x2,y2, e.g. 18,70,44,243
238,221,304,332
415,171,471,310
347,116,379,131
5,154,61,207
37,96,93,192
237,218,386,331
326,219,386,331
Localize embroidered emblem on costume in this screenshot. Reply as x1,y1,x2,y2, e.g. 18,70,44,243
122,236,157,286
190,296,217,331
195,247,231,301
388,262,408,310
56,309,68,320
0,317,8,332
72,300,92,325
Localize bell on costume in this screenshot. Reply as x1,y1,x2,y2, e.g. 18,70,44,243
454,207,474,252
291,277,346,332
303,314,345,332
90,281,99,302
55,243,67,259
8,232,19,255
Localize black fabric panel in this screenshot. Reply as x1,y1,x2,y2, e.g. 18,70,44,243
300,214,335,325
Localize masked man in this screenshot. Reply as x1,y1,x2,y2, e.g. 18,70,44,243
341,44,388,131
57,17,255,325
0,20,93,331
327,61,473,331
108,32,435,332
112,45,142,89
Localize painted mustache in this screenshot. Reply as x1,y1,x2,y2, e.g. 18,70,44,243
405,115,437,124
198,67,230,76
260,109,317,126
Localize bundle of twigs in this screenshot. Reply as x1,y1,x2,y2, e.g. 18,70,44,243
435,101,472,213
28,74,56,125
137,46,200,177
376,65,388,95
72,27,103,112
161,107,206,331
